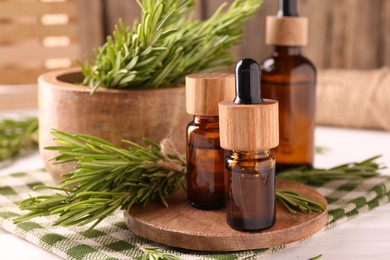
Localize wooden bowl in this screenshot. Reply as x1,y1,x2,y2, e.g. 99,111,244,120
38,68,191,181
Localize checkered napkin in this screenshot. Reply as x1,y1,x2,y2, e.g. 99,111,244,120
1,169,390,260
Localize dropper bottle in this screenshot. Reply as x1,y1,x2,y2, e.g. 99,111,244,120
261,0,316,171
186,73,235,210
219,59,279,231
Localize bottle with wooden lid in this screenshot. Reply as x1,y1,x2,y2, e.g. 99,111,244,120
219,59,279,231
261,0,316,172
186,73,235,210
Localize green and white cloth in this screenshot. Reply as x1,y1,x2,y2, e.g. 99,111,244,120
1,169,390,260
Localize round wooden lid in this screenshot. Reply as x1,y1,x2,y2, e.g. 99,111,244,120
219,99,279,151
186,73,235,116
266,16,308,46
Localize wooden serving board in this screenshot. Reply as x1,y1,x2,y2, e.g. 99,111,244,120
125,180,328,251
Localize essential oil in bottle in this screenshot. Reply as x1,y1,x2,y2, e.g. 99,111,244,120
261,0,316,172
186,73,235,210
219,59,279,231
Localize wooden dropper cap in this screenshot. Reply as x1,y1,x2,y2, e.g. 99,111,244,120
186,73,235,116
219,59,279,151
266,0,308,46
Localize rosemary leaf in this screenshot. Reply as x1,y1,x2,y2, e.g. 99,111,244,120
14,129,186,228
81,0,263,91
0,117,38,164
14,129,326,228
277,155,384,186
276,190,326,214
16,132,388,228
136,245,180,260
308,254,322,260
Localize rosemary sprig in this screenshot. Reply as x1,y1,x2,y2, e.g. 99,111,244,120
81,0,262,92
276,190,326,214
14,129,327,228
308,254,322,260
14,129,186,229
0,117,38,164
10,129,383,258
136,245,180,260
277,155,383,186
13,128,385,225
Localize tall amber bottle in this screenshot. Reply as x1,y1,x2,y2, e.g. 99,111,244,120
261,0,316,171
219,59,279,231
186,73,235,210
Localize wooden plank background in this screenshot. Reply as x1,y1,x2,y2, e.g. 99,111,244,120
0,0,103,84
102,0,390,70
0,0,388,85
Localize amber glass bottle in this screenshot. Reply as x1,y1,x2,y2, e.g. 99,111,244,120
187,116,225,209
219,59,279,231
186,73,235,210
261,0,316,172
225,150,276,231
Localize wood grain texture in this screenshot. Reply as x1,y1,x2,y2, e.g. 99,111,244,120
77,0,104,58
186,73,235,116
0,44,79,63
201,0,388,69
193,0,205,20
0,1,77,17
249,0,278,64
0,68,47,85
300,0,383,69
0,24,78,41
0,0,86,84
219,99,279,151
125,180,328,251
266,17,308,46
100,0,390,69
299,0,328,68
1,1,386,84
38,68,191,181
324,0,380,69
102,0,141,35
380,0,390,66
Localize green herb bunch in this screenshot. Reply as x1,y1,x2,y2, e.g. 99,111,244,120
0,117,38,163
13,127,385,229
13,127,385,228
14,129,328,228
278,156,383,186
80,0,262,92
15,130,186,229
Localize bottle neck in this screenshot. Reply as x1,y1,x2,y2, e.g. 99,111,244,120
231,150,271,160
273,46,301,56
193,115,219,124
277,0,298,17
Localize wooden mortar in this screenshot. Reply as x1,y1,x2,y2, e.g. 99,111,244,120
39,68,191,181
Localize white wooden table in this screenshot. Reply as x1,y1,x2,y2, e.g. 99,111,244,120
1,125,390,260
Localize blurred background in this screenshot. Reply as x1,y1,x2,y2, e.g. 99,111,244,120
1,0,389,113
1,0,389,84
